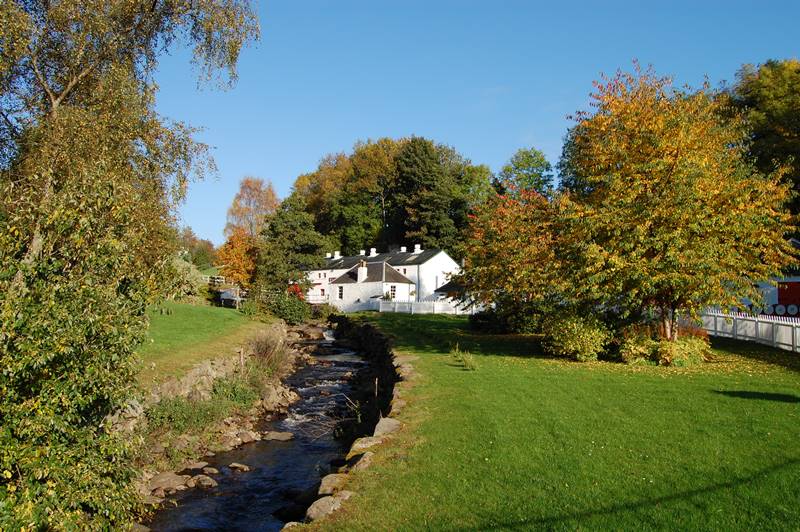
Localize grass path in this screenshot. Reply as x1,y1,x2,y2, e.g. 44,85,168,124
315,314,800,531
137,301,262,385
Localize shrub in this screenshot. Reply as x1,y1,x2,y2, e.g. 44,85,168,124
655,337,712,367
265,292,310,325
239,299,261,317
469,298,550,334
542,314,611,362
618,324,659,364
170,255,206,299
312,303,339,321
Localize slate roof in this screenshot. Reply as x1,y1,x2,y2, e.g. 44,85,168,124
330,261,414,285
322,248,442,270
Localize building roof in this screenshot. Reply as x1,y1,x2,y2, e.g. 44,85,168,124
433,279,463,294
322,248,443,270
330,261,414,285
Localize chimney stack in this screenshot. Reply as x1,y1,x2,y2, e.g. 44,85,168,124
325,252,332,259
369,247,377,257
359,249,365,256
413,244,422,254
334,251,341,259
357,260,368,283
400,246,407,252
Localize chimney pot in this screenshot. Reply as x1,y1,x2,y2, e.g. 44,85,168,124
359,249,365,256
325,252,331,258
400,246,407,252
413,244,422,254
369,247,377,257
334,251,341,259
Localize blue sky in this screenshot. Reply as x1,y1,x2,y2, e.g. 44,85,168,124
154,0,800,244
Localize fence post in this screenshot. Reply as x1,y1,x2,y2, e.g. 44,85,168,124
772,322,777,347
733,316,738,340
713,314,718,336
794,324,798,353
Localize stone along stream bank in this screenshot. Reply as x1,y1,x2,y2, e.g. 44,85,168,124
146,317,411,531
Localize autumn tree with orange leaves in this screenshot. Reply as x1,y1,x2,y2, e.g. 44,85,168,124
462,65,796,341
225,177,280,238
217,226,258,288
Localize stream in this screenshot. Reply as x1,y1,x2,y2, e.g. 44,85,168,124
147,331,367,531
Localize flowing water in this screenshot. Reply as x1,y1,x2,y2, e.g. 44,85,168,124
147,333,366,531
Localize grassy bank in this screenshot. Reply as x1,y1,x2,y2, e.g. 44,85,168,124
316,313,800,530
137,301,263,384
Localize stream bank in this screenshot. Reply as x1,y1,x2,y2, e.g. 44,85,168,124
141,315,410,530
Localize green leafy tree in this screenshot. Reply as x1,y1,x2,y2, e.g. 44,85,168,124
496,146,554,197
392,136,458,251
0,0,258,528
465,66,796,342
730,59,800,217
256,195,327,291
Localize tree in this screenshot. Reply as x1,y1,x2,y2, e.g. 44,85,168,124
465,66,796,341
495,147,554,197
730,59,800,218
391,136,458,251
217,226,258,288
0,1,258,527
256,194,327,291
225,176,279,238
178,226,217,269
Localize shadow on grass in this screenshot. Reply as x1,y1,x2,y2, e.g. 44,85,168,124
714,390,800,403
475,458,800,530
710,336,800,373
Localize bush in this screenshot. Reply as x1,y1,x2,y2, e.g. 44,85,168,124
266,292,310,325
618,324,659,364
655,337,712,367
542,314,611,362
170,256,206,299
239,299,261,317
311,303,339,321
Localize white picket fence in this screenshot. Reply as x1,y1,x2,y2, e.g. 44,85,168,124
701,311,800,353
371,299,477,315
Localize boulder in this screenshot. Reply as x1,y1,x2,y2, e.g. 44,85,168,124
373,417,401,437
263,431,294,442
349,452,374,472
184,461,209,471
238,430,258,443
192,474,218,488
318,473,348,495
282,523,301,530
229,462,251,472
350,436,383,453
391,399,407,414
202,466,220,475
306,490,355,521
148,472,188,492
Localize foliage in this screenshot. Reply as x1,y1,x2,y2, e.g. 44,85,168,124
468,297,551,334
495,146,554,197
238,298,261,317
218,226,259,288
250,327,289,373
0,1,258,527
541,313,611,362
264,291,310,325
178,226,217,269
169,255,207,299
256,194,327,291
463,65,796,345
312,303,340,321
730,59,800,219
225,176,280,238
655,337,712,367
291,137,493,257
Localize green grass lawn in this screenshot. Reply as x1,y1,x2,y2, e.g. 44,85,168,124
137,301,262,385
316,313,800,531
200,265,220,276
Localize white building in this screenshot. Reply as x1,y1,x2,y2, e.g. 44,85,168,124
305,244,461,310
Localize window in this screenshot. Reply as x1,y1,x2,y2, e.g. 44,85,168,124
390,285,397,300
402,268,407,275
338,286,344,300
320,289,325,296
318,273,322,279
